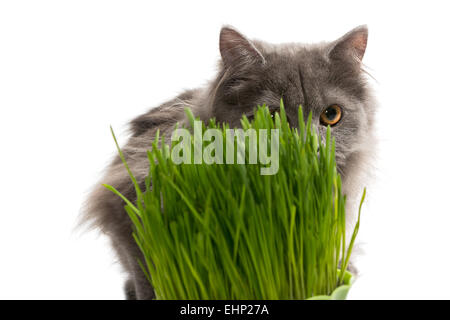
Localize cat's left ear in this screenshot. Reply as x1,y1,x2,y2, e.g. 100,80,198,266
329,25,368,66
219,26,266,68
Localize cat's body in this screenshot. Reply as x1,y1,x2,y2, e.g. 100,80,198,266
83,26,376,299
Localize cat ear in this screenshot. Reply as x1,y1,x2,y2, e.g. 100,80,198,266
329,25,368,65
219,26,265,68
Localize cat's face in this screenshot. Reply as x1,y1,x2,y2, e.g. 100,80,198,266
211,26,375,177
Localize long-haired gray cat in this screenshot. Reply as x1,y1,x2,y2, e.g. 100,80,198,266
83,25,376,300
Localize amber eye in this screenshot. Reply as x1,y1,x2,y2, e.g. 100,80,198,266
320,105,342,126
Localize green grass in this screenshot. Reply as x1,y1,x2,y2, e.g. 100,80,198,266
105,102,365,299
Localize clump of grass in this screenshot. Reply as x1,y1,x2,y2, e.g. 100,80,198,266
105,103,364,299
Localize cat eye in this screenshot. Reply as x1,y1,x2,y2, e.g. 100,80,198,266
320,105,342,126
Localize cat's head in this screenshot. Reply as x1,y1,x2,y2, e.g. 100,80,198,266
210,25,376,178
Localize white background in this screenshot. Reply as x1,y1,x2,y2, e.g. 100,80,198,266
1,0,449,299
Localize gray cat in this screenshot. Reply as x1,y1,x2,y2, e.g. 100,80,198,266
83,25,376,300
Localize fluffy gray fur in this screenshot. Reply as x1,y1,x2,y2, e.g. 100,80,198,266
83,25,376,300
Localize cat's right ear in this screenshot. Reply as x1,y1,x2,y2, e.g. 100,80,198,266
329,25,368,67
219,26,265,68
